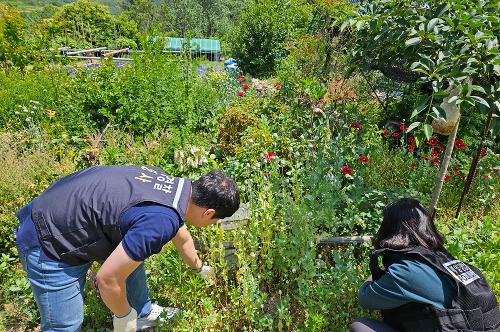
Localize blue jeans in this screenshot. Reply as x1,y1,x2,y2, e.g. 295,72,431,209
17,246,152,331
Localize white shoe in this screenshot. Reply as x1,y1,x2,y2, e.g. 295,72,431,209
137,303,180,330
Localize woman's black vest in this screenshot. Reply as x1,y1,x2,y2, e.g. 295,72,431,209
369,246,500,331
31,165,191,265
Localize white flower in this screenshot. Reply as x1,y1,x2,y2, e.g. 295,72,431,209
210,153,216,160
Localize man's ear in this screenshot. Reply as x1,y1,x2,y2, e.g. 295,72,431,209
204,208,216,219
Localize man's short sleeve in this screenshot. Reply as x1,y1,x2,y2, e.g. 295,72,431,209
120,203,182,262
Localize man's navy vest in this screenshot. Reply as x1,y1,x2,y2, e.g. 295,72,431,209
31,165,191,265
369,246,500,332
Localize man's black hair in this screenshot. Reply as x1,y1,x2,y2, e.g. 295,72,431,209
191,170,240,219
373,198,445,251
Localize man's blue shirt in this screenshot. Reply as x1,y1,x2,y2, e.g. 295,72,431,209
359,254,456,310
15,202,182,262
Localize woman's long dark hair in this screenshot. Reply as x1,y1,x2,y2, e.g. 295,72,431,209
373,198,445,251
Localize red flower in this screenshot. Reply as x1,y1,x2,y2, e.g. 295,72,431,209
480,147,487,157
444,174,451,182
399,124,407,131
431,150,439,157
239,76,245,82
392,132,399,138
438,145,446,152
358,155,369,163
341,165,353,176
411,162,417,169
482,173,490,178
427,137,439,147
242,84,250,90
237,91,244,97
407,136,415,144
360,107,367,113
383,129,389,136
432,157,439,163
274,82,281,90
433,162,440,167
407,144,416,153
265,152,277,162
350,121,361,130
454,139,467,150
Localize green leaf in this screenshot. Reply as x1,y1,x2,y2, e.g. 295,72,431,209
423,124,433,140
470,96,490,108
411,96,430,118
427,18,441,31
406,122,421,133
405,37,422,46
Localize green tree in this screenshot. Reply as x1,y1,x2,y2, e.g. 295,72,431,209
0,5,30,70
43,0,115,47
229,0,308,77
120,0,157,33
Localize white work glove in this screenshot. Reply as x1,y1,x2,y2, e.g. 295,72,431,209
113,307,137,332
194,264,215,285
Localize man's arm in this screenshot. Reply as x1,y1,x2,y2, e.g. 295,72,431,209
171,225,202,270
96,242,142,316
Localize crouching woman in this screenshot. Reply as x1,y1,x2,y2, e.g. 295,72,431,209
350,198,500,332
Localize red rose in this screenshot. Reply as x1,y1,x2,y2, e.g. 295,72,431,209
438,145,446,152
444,174,451,182
399,124,407,131
432,150,439,157
341,165,353,176
350,121,361,130
407,145,416,153
358,156,369,163
427,137,439,147
411,162,417,169
265,152,277,162
454,139,467,150
383,129,389,136
237,91,244,97
243,84,250,90
392,132,399,138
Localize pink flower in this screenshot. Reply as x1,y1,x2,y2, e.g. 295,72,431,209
242,84,250,90
265,152,277,162
237,91,244,97
341,166,353,176
358,155,369,163
239,76,245,82
350,121,361,130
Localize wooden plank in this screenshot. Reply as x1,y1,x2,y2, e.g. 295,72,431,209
65,47,106,55
60,56,133,61
318,236,372,245
102,48,129,57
